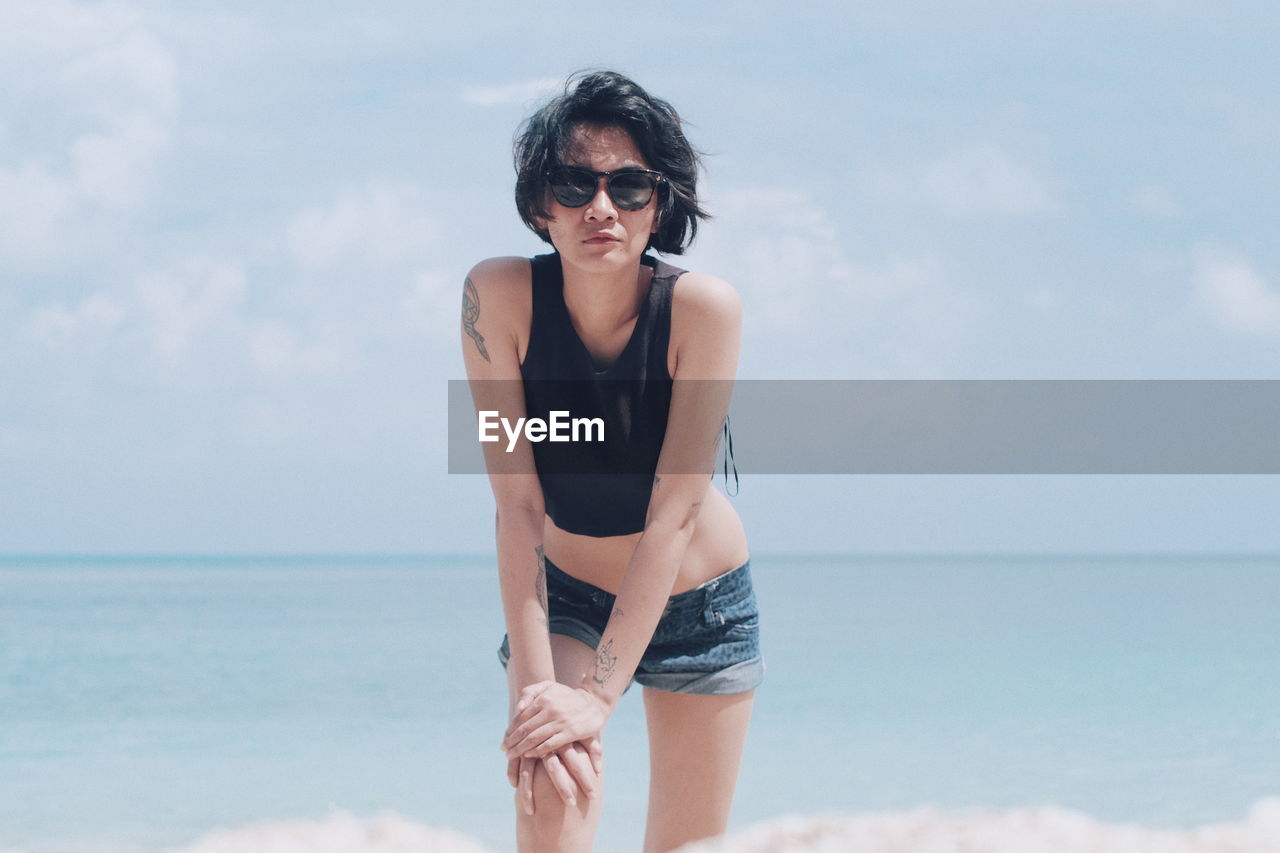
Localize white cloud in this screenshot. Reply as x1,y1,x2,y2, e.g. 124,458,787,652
248,320,355,377
867,142,1057,217
403,270,457,333
1194,247,1280,336
1125,184,1183,219
690,186,979,377
0,164,76,257
460,77,561,108
286,181,440,270
0,0,178,260
135,258,246,359
22,292,126,347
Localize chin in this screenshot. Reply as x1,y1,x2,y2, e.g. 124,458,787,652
560,241,646,271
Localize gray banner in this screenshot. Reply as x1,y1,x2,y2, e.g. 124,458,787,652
448,380,1280,474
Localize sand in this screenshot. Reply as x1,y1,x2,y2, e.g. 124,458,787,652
11,800,1274,853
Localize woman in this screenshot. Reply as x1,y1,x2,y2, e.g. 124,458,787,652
461,70,762,853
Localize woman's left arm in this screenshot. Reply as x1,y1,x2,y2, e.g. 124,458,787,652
502,274,741,759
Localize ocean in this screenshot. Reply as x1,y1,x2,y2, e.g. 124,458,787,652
2,553,1277,852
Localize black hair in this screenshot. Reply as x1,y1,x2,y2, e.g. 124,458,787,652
514,70,709,255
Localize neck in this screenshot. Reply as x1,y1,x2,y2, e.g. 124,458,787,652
560,256,653,329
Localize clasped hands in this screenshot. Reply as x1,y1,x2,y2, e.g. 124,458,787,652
502,681,614,815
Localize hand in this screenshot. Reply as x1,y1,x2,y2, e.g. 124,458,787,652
506,736,604,814
502,681,613,760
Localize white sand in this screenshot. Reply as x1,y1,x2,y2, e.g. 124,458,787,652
165,812,493,853
678,799,1280,853
8,801,1277,853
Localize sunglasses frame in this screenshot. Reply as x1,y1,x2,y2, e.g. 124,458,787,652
545,166,666,211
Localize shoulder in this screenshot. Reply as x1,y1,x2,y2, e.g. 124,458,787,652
668,270,741,379
461,256,536,367
465,256,534,326
671,270,741,328
466,256,532,295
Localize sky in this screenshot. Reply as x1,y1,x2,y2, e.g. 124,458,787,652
2,0,1278,554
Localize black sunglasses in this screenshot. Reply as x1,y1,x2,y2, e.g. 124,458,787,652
545,166,665,211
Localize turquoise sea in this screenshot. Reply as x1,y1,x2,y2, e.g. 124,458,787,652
2,553,1278,852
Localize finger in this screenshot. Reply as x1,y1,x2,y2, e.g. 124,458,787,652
541,753,577,807
507,719,560,758
527,728,580,759
502,709,551,752
559,743,598,800
587,736,604,775
507,756,519,788
518,756,535,816
516,681,554,713
502,706,549,749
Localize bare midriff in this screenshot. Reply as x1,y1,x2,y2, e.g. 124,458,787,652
542,485,749,596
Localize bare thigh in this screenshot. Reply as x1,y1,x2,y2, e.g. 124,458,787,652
642,688,755,853
509,633,605,853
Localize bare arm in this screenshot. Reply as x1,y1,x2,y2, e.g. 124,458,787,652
461,259,555,690
503,273,742,756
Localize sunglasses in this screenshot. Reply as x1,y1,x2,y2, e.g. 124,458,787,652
545,166,666,211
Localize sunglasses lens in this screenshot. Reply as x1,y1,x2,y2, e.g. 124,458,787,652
548,169,596,207
608,173,656,210
546,168,659,210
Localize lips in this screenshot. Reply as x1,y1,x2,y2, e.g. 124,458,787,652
583,233,621,244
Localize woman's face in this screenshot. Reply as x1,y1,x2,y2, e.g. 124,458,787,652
541,123,659,274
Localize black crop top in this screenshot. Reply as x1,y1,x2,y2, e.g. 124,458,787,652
520,252,680,537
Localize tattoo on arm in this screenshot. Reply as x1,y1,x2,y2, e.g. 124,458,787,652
591,639,617,687
534,545,548,628
462,276,490,362
652,475,662,489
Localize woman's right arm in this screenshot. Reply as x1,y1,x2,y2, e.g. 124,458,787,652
462,259,603,812
460,258,555,691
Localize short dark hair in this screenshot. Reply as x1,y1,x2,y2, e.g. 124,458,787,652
514,70,709,255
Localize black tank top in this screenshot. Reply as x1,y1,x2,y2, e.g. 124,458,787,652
520,252,680,537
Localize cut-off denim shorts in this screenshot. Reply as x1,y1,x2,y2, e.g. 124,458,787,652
498,555,764,695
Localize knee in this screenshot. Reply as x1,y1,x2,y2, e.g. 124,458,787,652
515,761,567,841
515,760,596,852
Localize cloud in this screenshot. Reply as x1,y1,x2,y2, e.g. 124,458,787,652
1194,247,1280,336
1125,184,1183,219
22,292,127,348
135,258,247,359
690,186,979,377
0,0,178,261
868,142,1057,217
403,270,457,333
248,320,355,378
460,77,561,107
286,181,440,270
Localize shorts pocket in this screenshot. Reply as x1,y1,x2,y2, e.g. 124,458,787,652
710,589,759,628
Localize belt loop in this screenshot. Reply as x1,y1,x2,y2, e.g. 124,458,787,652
702,583,723,627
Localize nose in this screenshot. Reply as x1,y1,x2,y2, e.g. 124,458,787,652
584,177,617,220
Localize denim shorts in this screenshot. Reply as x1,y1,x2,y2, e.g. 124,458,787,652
498,555,764,695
